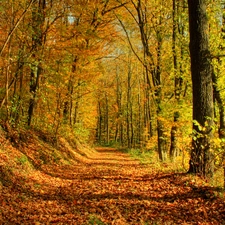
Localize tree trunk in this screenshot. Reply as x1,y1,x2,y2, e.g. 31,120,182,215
63,58,77,125
28,0,46,126
137,76,142,148
170,0,179,160
170,0,185,160
127,60,132,149
212,70,225,138
157,115,167,161
115,66,123,144
188,0,214,178
96,101,102,143
155,28,167,161
105,93,109,145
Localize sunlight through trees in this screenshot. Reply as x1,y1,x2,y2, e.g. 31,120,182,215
1,0,225,180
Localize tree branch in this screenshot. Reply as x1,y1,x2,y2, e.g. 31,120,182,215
0,0,35,57
114,13,145,67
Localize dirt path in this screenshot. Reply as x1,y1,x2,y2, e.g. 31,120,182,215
1,147,225,224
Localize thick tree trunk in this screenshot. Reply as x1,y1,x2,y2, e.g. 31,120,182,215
188,0,214,178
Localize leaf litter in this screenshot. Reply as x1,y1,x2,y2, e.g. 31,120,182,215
0,139,225,225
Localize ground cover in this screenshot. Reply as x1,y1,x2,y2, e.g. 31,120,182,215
0,131,225,224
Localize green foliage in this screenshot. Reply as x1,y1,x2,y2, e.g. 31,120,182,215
211,136,225,172
87,215,106,225
33,183,41,189
128,148,156,164
18,193,29,202
211,168,225,189
0,5,4,12
100,140,121,148
127,147,189,173
52,151,62,163
73,123,90,142
16,155,29,166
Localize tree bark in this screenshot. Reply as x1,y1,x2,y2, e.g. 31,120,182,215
170,0,185,160
212,70,225,138
134,0,166,160
170,0,179,160
28,0,46,126
188,0,214,178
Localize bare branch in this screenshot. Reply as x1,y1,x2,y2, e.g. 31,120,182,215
211,54,225,59
0,0,35,57
114,13,145,67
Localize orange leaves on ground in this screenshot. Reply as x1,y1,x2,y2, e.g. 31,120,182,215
1,147,225,224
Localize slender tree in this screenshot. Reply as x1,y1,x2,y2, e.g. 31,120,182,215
28,0,46,126
134,0,167,160
170,0,187,160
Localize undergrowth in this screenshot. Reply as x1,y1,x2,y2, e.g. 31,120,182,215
0,126,225,224
127,148,225,189
127,148,188,170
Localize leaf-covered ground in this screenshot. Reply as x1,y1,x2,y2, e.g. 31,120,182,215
1,135,225,224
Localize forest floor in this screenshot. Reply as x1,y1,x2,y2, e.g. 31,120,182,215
0,130,225,224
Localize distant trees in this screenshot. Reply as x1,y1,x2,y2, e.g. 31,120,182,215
1,0,225,179
107,0,190,162
133,0,168,161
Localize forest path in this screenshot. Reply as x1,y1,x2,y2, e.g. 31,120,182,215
1,147,225,224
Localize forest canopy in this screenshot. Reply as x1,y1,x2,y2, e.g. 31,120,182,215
1,0,225,179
